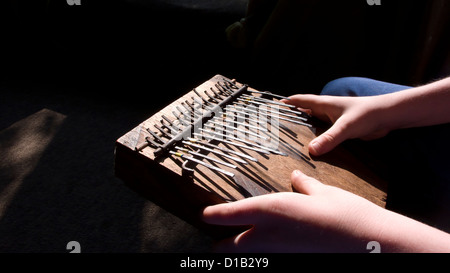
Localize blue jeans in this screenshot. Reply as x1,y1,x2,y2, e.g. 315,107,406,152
320,77,450,230
321,77,412,96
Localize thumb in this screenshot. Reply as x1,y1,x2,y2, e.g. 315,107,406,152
309,120,349,156
291,170,324,195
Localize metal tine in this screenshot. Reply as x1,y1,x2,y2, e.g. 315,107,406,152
215,82,230,95
233,103,308,122
207,118,268,140
193,88,209,105
156,122,195,145
183,99,197,110
237,97,297,110
180,101,202,121
278,106,309,117
247,90,291,100
210,86,228,99
204,122,261,141
153,124,168,137
170,112,259,162
217,83,233,95
175,106,267,159
191,98,228,122
172,110,192,128
234,97,309,118
210,87,225,98
159,120,183,137
220,78,296,106
154,123,172,138
136,134,161,151
192,89,225,111
232,104,311,128
215,82,225,92
161,115,184,132
276,114,312,127
256,106,313,128
223,77,290,100
190,95,269,132
240,95,297,109
186,98,210,114
145,136,162,148
185,98,222,126
217,81,234,95
174,146,237,169
225,121,287,155
180,101,196,118
267,106,308,122
172,106,196,126
241,93,286,104
173,107,193,125
181,141,248,165
169,151,235,178
199,128,287,156
175,105,187,116
189,99,270,133
237,103,311,128
188,98,218,123
225,105,259,119
222,108,269,132
194,97,222,112
221,77,288,99
185,137,258,162
193,132,270,155
204,90,220,103
146,128,166,144
172,106,192,126
221,78,240,90
236,90,307,117
182,101,202,117
161,115,181,131
192,97,210,109
218,115,268,133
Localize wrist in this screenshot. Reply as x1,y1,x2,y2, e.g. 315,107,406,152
370,92,417,132
371,209,450,253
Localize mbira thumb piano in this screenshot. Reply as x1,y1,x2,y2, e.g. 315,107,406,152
114,74,387,238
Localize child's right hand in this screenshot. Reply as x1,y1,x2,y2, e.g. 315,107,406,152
283,94,393,156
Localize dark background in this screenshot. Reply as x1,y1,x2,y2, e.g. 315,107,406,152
0,0,449,252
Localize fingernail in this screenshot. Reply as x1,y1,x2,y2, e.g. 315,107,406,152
310,141,321,155
292,170,302,177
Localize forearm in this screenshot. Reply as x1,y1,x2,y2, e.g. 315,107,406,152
373,208,450,253
379,77,450,131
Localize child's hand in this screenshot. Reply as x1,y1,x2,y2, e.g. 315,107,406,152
202,170,387,253
202,170,450,253
282,95,392,156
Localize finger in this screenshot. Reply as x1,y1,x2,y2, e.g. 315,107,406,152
282,94,322,110
202,193,303,227
202,197,265,227
282,94,337,122
308,119,350,156
290,170,324,195
281,97,312,115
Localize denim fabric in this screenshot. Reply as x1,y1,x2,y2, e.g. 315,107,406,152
321,77,412,96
